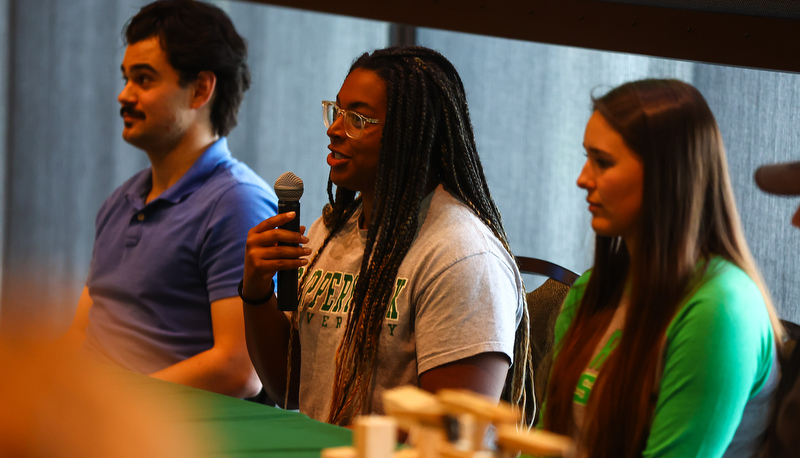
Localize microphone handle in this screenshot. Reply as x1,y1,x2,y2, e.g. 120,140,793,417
277,200,300,311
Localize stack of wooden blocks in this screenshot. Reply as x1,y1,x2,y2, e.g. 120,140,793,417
321,386,573,458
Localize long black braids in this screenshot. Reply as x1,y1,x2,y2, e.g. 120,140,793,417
296,46,531,426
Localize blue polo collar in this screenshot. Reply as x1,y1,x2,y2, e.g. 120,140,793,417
126,137,232,209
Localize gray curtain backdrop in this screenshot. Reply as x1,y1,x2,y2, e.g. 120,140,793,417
1,0,798,336
0,0,8,312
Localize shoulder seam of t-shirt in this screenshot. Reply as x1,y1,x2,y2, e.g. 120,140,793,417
417,249,514,293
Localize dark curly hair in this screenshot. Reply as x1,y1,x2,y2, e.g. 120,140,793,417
123,0,250,136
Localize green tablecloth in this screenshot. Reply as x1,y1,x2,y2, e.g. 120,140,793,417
122,374,352,457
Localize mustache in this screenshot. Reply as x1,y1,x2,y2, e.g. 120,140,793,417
120,106,145,119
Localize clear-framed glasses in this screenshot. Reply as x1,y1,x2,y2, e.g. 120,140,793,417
322,101,381,139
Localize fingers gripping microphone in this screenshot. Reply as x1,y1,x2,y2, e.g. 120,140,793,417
274,172,304,311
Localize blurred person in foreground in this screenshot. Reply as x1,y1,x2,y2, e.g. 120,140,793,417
754,160,800,458
62,0,276,397
541,79,782,457
0,337,209,458
240,47,530,426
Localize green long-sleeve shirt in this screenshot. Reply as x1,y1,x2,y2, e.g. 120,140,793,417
550,257,777,457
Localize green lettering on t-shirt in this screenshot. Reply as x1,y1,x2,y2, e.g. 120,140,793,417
387,323,398,336
304,269,323,298
574,372,596,405
321,315,329,327
342,274,358,313
336,316,343,328
589,330,622,370
308,271,333,310
297,266,305,279
332,273,354,313
386,278,407,320
320,272,342,312
572,330,622,407
305,312,315,324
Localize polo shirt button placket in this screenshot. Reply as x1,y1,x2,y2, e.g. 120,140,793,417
125,211,146,247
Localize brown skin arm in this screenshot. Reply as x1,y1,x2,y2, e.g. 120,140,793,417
243,295,301,408
241,212,309,407
419,352,510,399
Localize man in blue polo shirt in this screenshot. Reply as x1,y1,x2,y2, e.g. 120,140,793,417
62,0,276,398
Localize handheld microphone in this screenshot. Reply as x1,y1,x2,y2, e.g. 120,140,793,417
274,172,304,311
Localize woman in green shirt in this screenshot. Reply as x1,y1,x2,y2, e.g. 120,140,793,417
542,79,782,457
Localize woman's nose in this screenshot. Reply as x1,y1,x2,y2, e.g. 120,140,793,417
576,160,594,190
326,113,346,139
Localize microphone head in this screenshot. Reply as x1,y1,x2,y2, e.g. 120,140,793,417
274,171,304,201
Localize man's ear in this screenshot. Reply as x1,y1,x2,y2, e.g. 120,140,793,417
191,71,217,109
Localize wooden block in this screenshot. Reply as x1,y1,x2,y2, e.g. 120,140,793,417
438,442,494,458
495,424,573,457
437,389,520,425
414,425,447,458
383,386,445,430
353,416,397,458
321,446,356,458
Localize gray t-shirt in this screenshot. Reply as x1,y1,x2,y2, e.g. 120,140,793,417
296,185,524,422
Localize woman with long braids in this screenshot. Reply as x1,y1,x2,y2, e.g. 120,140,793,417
542,79,782,457
240,47,527,426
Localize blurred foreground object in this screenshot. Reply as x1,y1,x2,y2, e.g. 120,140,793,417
322,386,572,458
0,339,210,458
